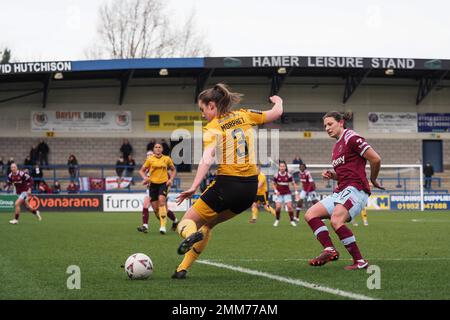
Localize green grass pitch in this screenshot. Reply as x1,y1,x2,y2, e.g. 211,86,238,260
1,209,449,300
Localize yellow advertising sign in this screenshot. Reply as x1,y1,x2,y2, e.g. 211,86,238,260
146,112,206,131
366,195,390,210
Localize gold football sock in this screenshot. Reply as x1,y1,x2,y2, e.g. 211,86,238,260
251,206,258,220
176,219,197,239
265,205,276,217
361,208,368,224
159,205,167,228
177,226,211,272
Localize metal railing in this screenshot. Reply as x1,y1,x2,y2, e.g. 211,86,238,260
0,164,181,194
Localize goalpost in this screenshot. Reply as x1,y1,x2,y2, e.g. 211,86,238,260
278,163,425,211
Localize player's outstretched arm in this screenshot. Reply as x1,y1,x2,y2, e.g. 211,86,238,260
264,95,283,123
3,178,12,192
364,148,384,190
167,165,177,187
272,182,279,195
258,180,264,190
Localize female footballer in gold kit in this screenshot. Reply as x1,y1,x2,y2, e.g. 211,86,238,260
172,83,283,279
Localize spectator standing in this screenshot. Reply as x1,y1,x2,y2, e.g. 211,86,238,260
37,140,50,166
292,155,304,183
31,163,44,190
146,138,156,152
126,155,136,184
30,146,39,165
115,156,126,178
292,155,304,165
6,158,15,176
161,139,171,156
67,155,79,182
24,156,32,168
120,139,133,160
423,162,434,190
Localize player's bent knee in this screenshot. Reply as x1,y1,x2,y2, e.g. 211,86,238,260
330,216,345,230
304,209,314,221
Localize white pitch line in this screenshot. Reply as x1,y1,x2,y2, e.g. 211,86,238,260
198,260,377,300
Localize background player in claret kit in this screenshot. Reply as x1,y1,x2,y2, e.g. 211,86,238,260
138,143,177,234
250,165,276,223
172,83,283,279
137,150,179,234
272,161,299,227
304,111,383,270
294,163,319,222
4,163,42,224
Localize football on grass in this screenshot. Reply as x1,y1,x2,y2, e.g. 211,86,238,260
125,253,153,280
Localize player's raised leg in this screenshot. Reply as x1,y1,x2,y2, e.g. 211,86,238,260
173,209,237,279
176,205,206,252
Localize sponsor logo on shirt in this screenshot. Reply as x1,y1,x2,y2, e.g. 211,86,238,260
332,155,345,167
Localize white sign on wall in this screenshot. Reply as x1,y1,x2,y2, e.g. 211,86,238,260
368,112,417,133
102,193,189,212
31,110,131,132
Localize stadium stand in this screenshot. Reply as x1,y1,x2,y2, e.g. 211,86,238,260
1,56,449,206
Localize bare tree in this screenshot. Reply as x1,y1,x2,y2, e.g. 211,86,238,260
87,0,210,59
1,47,11,63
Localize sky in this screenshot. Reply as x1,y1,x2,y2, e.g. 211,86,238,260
1,0,449,62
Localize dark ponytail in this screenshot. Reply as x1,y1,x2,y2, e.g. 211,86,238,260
323,110,353,128
198,83,242,116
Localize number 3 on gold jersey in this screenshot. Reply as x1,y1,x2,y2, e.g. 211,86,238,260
232,128,249,157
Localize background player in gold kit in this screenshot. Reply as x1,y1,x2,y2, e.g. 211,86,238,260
138,143,176,234
250,165,276,223
353,207,369,226
137,149,179,234
173,83,283,279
